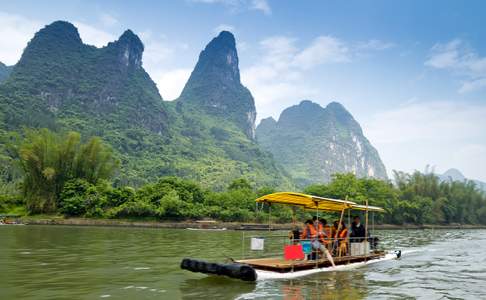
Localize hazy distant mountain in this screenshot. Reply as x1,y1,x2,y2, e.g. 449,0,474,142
256,100,387,186
0,62,12,83
439,168,486,192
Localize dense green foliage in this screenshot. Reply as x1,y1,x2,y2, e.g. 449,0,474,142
0,21,290,190
16,129,118,213
2,136,485,224
256,100,387,187
0,62,12,83
304,172,486,225
55,177,295,223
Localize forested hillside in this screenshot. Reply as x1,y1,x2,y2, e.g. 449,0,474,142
0,21,290,189
257,100,387,186
0,62,12,83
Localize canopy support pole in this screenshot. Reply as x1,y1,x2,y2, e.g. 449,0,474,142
315,200,319,269
347,207,351,257
334,201,346,257
365,198,369,262
268,203,271,232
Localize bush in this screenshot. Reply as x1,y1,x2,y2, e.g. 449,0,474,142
107,200,158,218
106,186,135,207
59,179,107,217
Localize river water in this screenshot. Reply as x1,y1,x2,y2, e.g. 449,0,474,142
1,225,485,299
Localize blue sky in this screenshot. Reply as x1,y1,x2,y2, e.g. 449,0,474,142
0,0,485,181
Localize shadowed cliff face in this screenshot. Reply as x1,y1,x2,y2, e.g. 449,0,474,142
105,29,144,70
256,100,388,186
178,31,257,139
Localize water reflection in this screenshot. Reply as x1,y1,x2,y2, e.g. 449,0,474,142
180,276,255,300
237,270,368,300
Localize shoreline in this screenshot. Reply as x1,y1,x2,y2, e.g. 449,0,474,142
16,217,486,230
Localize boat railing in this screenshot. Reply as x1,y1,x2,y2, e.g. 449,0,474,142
241,232,383,260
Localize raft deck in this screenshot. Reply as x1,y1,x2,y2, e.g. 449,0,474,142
237,251,385,273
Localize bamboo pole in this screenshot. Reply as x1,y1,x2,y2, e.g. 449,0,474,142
268,203,271,232
347,208,351,255
315,200,319,269
365,198,369,262
334,198,346,257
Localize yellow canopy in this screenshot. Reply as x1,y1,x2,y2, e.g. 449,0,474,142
256,192,356,212
350,204,386,213
255,192,385,213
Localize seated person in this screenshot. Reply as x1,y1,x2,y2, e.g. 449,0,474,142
350,216,366,243
331,220,339,239
301,219,336,267
288,225,301,244
336,221,349,257
319,218,332,247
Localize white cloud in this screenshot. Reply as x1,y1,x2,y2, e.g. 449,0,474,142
250,0,271,15
425,39,462,69
458,78,486,93
99,13,119,27
364,101,486,181
74,21,116,48
242,34,392,118
141,33,175,66
425,39,486,93
136,30,192,99
0,10,125,65
293,36,350,69
189,0,271,15
0,11,41,65
213,24,235,35
242,35,350,121
0,11,119,63
151,68,192,100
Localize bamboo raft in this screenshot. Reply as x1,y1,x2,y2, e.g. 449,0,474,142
181,192,400,281
237,251,385,272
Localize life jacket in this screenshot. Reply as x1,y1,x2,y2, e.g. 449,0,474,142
301,224,317,240
338,228,348,240
322,225,332,244
301,224,325,243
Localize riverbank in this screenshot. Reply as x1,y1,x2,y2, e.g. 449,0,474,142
16,216,486,230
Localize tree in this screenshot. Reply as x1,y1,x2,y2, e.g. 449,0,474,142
228,178,252,191
18,128,118,213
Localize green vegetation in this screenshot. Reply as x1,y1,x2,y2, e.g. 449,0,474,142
0,62,12,83
17,129,118,213
0,21,290,190
304,172,486,225
256,100,387,187
1,129,485,225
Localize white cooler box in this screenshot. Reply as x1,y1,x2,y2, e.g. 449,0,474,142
350,241,370,256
